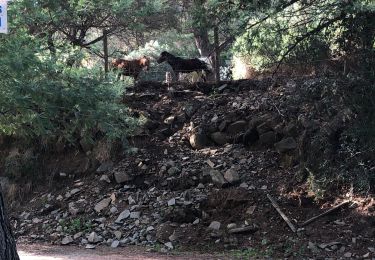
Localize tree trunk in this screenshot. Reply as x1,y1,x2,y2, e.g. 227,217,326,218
214,25,220,84
193,27,213,57
192,0,213,58
0,186,19,260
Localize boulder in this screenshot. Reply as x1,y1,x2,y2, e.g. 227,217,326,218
226,120,248,135
259,131,277,146
205,168,227,187
210,132,229,145
243,128,259,146
113,171,132,184
224,168,240,184
274,137,297,153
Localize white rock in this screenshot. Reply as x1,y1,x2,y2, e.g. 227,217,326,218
227,223,237,229
164,242,174,250
146,226,154,232
99,175,111,183
111,240,120,248
167,198,176,206
85,244,96,249
208,221,221,230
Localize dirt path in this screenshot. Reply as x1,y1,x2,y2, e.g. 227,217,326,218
18,244,227,260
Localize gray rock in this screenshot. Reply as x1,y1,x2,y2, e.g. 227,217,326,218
206,168,227,187
308,241,320,254
228,226,258,234
110,207,118,214
224,168,240,183
111,240,120,248
164,242,174,250
85,244,96,249
96,161,114,173
128,196,136,205
218,84,228,92
130,211,141,219
168,231,178,242
94,198,112,213
210,132,229,145
99,175,111,183
197,183,205,189
167,198,176,206
227,120,247,135
61,236,73,245
115,209,131,223
227,223,237,229
259,131,277,146
113,171,132,184
69,202,83,216
146,226,154,232
114,231,122,240
66,188,81,198
167,167,180,175
184,104,199,118
208,221,221,230
274,137,297,153
73,232,83,239
88,232,102,243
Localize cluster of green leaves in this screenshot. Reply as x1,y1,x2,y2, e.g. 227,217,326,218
0,32,137,147
59,218,93,234
231,0,374,71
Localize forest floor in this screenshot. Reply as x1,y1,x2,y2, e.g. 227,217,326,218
6,77,375,259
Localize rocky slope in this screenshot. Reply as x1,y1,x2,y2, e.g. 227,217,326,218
9,77,375,259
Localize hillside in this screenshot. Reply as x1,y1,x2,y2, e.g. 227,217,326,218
5,77,375,259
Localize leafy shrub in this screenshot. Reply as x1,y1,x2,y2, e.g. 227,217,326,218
0,33,137,148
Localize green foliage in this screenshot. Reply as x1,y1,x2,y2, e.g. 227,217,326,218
229,246,274,259
59,218,93,234
232,0,374,72
0,33,137,147
4,152,40,181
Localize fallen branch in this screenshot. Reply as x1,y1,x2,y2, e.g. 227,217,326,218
300,201,350,227
228,226,259,234
267,194,297,233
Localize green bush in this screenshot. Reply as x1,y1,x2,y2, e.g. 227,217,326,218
0,33,137,148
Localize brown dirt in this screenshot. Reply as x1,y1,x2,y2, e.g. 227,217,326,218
18,243,229,260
